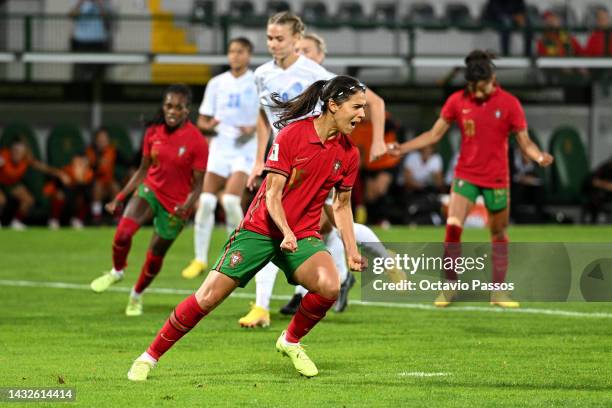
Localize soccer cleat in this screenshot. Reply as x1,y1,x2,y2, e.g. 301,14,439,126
280,294,303,315
385,250,408,283
127,358,154,381
181,259,207,279
334,273,356,312
275,330,318,377
490,291,520,308
90,271,123,293
238,304,270,328
434,289,457,308
125,296,143,316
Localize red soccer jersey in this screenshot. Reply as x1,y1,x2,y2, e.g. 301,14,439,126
142,122,208,212
441,87,527,188
242,117,360,240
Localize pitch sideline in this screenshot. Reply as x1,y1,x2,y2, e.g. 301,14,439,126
1,279,611,319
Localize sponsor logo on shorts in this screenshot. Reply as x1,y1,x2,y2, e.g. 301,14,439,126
229,251,243,268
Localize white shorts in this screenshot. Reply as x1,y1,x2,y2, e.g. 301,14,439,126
206,137,256,179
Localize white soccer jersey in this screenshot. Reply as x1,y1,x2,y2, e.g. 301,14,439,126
254,55,335,138
199,70,259,141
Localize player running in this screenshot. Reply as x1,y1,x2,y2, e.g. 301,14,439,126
389,50,554,308
90,84,209,316
280,32,405,315
127,75,366,381
181,37,259,279
239,12,388,328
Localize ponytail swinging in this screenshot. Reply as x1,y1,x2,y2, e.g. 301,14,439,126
271,75,366,129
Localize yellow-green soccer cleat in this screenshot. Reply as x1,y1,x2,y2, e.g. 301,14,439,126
238,304,270,328
275,331,318,377
490,291,520,308
127,358,154,382
434,289,457,308
181,259,207,279
385,250,408,283
90,271,122,293
125,296,143,316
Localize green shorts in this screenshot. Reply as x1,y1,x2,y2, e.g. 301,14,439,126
137,184,185,240
213,228,328,288
453,178,508,212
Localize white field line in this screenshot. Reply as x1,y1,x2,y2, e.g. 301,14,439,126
1,279,611,319
398,372,451,377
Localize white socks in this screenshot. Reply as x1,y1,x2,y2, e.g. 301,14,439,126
91,201,102,216
326,229,348,283
139,351,157,365
130,288,142,299
255,262,279,310
194,192,217,264
221,194,243,233
294,285,308,296
354,223,388,259
111,268,124,279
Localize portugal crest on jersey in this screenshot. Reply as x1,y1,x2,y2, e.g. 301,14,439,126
333,160,342,174
229,251,243,268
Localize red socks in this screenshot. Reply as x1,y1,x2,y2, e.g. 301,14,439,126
443,224,463,281
147,294,208,360
112,217,140,271
285,292,336,343
492,235,509,284
133,250,164,294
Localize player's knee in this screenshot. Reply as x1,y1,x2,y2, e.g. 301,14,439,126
221,194,243,220
196,192,217,224
194,286,221,313
317,271,340,300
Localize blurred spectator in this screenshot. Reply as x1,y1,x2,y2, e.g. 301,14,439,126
0,138,68,230
582,156,612,224
584,8,612,56
537,10,583,56
402,145,444,225
537,10,587,84
510,144,547,223
47,152,94,229
86,127,119,224
351,112,401,225
69,0,113,81
482,0,531,56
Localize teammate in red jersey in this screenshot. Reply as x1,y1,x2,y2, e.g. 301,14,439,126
89,84,208,316
126,75,366,381
390,50,554,308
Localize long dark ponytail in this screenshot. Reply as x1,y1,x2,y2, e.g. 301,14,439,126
143,84,193,127
271,75,366,130
464,49,496,94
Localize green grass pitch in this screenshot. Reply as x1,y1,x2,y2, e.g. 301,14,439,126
1,225,611,407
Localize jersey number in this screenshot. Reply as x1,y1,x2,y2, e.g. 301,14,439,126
227,93,241,108
463,119,475,137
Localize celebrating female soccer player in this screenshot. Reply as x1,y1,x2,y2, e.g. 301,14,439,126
390,50,554,308
239,12,387,327
90,84,208,316
181,37,259,279
127,75,366,381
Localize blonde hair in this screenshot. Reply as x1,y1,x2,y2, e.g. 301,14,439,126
303,32,327,55
267,11,305,37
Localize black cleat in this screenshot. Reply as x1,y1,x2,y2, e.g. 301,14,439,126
279,293,303,315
